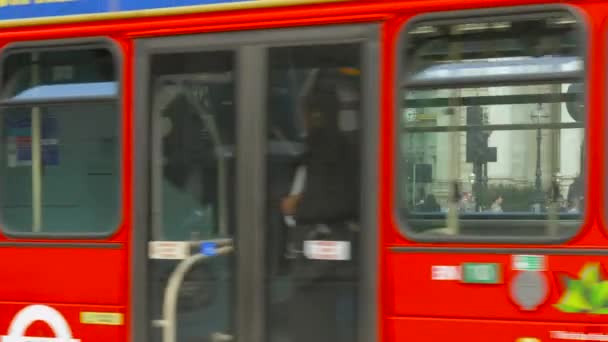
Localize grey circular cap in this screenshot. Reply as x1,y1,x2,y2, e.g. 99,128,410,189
509,271,548,311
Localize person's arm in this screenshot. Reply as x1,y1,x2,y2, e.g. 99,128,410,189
290,165,307,195
282,165,307,226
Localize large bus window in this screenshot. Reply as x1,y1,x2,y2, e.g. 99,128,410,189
0,45,120,236
398,10,586,241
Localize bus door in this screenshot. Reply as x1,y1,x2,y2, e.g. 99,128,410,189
133,24,379,342
134,46,238,342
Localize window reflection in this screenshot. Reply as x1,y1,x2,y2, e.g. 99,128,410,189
0,47,119,235
402,94,584,214
150,51,235,241
1,48,115,99
399,11,585,238
265,44,361,342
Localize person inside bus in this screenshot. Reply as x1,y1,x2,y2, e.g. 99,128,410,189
567,143,585,214
567,175,584,214
280,79,359,342
280,99,358,221
417,194,440,212
490,195,503,213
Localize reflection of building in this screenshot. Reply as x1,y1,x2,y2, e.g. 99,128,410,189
402,84,584,208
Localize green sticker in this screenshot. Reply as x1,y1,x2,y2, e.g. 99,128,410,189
513,255,546,271
461,263,501,284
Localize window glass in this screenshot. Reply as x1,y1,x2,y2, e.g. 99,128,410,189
265,44,361,342
2,48,115,100
0,47,120,235
149,51,235,242
398,11,585,239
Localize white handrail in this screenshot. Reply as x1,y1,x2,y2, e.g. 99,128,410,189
154,244,233,342
31,52,42,232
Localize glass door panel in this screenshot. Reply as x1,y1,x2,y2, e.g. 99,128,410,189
147,50,237,342
265,43,362,342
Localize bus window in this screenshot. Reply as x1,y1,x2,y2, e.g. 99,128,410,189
398,10,586,240
0,45,120,236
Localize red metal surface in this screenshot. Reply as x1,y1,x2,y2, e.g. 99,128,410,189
390,317,608,341
0,247,126,305
0,0,605,341
388,254,608,322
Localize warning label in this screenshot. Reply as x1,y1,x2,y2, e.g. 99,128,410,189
303,240,350,261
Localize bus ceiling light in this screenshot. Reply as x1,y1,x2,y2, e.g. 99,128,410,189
490,21,511,30
410,56,582,81
516,338,541,342
409,26,437,35
414,22,510,35
452,23,490,34
547,17,576,26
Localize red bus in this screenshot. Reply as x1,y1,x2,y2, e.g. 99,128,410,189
0,0,602,341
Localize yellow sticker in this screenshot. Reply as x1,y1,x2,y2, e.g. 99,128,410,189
339,67,361,76
80,312,124,326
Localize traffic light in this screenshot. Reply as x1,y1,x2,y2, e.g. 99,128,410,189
466,106,497,163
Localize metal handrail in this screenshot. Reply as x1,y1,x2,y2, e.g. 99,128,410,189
181,88,229,237
152,241,234,342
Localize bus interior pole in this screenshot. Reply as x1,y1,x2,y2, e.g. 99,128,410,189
446,40,461,234
31,52,42,232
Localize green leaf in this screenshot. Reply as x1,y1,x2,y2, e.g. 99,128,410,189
555,280,592,312
590,284,603,309
590,282,608,309
555,303,585,313
590,307,608,315
580,263,601,288
567,279,586,294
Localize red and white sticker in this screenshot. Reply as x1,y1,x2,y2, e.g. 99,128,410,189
431,265,461,281
148,241,190,260
303,240,351,261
